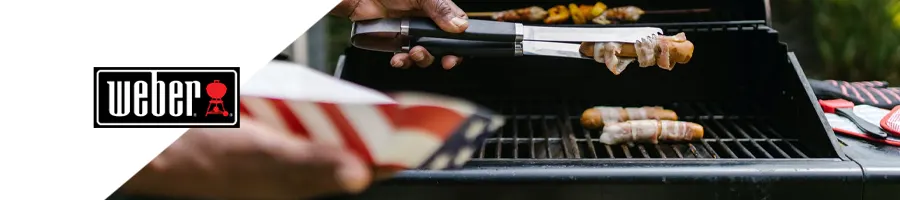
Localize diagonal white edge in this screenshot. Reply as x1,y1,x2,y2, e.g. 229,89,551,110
0,1,345,199
244,60,396,104
392,93,477,116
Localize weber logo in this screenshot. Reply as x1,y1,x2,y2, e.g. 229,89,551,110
94,67,240,128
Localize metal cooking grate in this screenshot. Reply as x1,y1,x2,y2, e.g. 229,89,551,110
473,101,813,160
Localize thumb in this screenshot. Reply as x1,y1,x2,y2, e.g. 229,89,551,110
332,151,372,194
296,144,373,195
417,0,468,33
274,140,373,197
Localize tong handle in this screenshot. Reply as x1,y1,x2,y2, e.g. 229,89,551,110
410,37,519,57
407,18,519,42
834,108,889,139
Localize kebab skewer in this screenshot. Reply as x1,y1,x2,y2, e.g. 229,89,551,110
467,4,597,23
466,6,549,22
545,5,570,24
468,4,710,25
592,7,711,24
592,6,643,25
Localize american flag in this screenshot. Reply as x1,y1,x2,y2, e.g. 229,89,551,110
239,92,505,170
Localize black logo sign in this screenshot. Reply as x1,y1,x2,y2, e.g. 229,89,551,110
94,67,240,128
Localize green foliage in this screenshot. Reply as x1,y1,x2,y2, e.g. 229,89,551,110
326,16,353,74
808,0,900,83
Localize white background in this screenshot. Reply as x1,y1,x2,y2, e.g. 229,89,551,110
0,0,340,199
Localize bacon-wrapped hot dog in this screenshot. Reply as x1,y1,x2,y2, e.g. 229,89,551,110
599,120,704,145
581,106,678,129
579,32,694,75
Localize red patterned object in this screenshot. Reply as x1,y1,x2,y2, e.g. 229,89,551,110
240,92,505,170
824,105,900,147
238,61,505,171
881,106,900,137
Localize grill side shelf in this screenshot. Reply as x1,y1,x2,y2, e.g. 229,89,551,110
838,135,900,200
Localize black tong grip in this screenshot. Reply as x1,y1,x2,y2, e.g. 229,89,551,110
834,108,889,139
409,37,518,57
407,18,519,42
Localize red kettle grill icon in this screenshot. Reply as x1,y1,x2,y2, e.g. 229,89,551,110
205,80,229,117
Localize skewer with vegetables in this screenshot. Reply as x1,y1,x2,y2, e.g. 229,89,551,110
467,3,710,25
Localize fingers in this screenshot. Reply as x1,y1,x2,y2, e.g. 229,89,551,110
390,46,463,70
372,166,404,181
409,46,435,67
390,53,414,69
391,46,435,68
441,55,462,70
417,0,469,33
331,147,372,194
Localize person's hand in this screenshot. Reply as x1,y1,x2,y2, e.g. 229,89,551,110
120,118,372,200
331,0,469,70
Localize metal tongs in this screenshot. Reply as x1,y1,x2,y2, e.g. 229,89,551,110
350,18,663,59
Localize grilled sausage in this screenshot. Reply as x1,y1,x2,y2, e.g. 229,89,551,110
578,32,694,75
581,106,678,129
599,120,704,145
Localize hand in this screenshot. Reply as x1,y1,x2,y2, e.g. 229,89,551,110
120,118,372,200
331,0,469,70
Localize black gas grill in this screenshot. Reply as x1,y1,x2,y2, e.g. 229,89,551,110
326,0,900,200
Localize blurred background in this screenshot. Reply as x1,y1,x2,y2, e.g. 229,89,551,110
281,0,900,83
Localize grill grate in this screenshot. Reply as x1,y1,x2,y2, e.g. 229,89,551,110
473,101,813,160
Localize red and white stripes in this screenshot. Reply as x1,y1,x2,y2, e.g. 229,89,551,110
238,92,499,170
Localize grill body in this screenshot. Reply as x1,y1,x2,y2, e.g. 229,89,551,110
327,1,876,197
